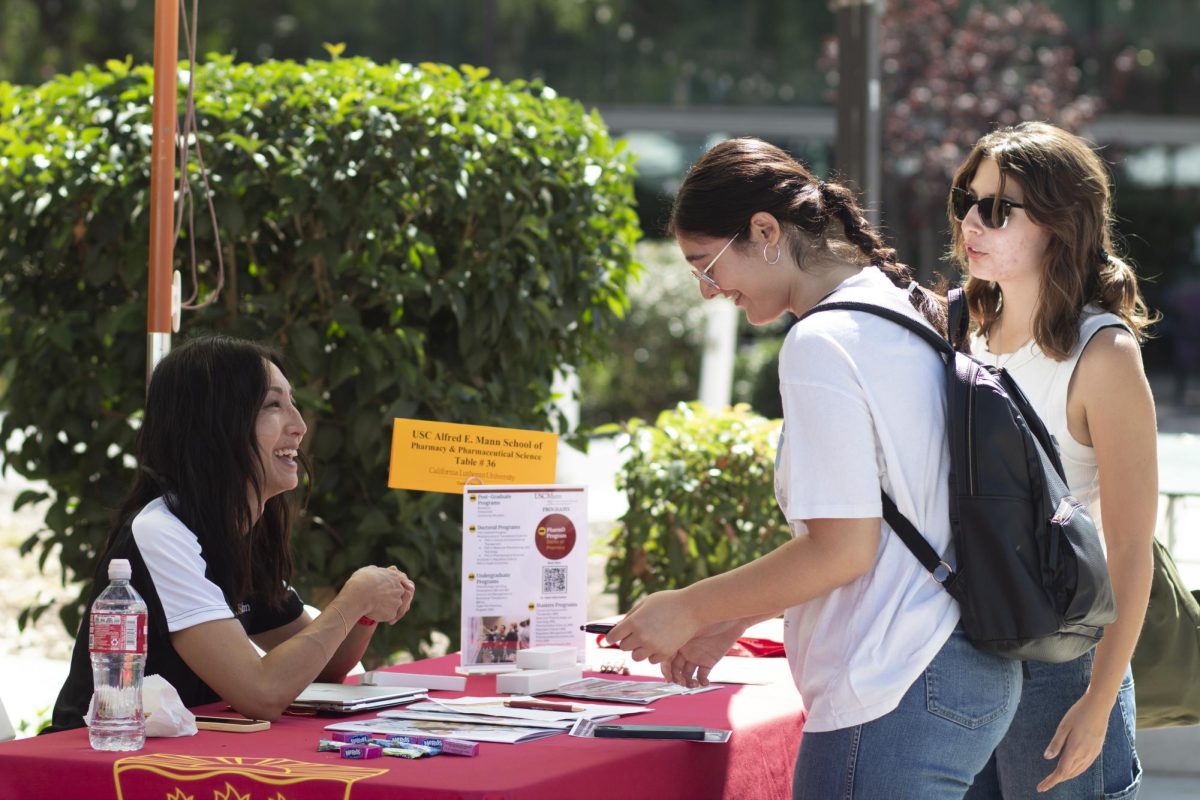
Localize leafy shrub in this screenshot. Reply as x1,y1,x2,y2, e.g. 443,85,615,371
0,54,640,662
732,334,786,419
580,239,799,426
578,241,706,427
605,403,788,609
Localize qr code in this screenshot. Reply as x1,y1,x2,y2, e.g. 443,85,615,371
541,564,568,594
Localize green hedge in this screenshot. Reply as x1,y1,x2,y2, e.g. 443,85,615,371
579,240,794,426
0,54,640,663
578,241,707,426
605,403,789,609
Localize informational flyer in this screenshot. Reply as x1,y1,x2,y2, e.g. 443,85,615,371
460,485,588,669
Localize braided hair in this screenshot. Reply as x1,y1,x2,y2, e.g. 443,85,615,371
669,137,945,332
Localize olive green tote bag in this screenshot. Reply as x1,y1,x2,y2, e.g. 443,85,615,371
1131,538,1200,729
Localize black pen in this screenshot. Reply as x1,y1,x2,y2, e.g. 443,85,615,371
580,622,615,634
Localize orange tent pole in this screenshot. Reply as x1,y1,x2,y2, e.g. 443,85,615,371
146,0,179,385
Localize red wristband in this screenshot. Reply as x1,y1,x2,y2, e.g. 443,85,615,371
357,616,377,626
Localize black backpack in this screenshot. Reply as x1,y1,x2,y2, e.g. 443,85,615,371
802,289,1117,663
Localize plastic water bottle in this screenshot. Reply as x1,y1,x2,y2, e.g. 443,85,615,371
88,558,148,751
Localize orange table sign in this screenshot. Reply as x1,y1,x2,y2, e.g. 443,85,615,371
388,419,557,494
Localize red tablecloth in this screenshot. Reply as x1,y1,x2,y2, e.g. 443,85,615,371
0,654,806,800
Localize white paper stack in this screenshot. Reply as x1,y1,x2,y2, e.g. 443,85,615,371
514,646,578,670
496,666,583,695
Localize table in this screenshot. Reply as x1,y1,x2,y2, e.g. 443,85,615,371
1158,432,1200,553
0,654,806,800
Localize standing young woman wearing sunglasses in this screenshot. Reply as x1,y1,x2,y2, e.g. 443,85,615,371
950,122,1155,800
607,137,1027,799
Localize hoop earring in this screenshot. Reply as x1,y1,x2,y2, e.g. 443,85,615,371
763,242,781,265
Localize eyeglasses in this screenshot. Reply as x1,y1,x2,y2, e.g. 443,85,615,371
691,233,738,290
951,187,1025,229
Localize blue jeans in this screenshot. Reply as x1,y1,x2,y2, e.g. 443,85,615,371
964,652,1141,799
793,629,1021,800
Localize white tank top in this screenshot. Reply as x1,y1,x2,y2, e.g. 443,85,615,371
969,305,1129,537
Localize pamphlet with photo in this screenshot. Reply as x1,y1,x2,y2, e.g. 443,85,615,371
461,485,588,669
545,677,722,705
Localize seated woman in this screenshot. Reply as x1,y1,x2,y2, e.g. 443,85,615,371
47,335,415,730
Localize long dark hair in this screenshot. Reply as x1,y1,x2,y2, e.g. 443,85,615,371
669,137,946,332
105,335,305,609
949,122,1156,359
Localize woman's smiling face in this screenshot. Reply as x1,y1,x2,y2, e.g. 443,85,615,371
676,231,793,326
253,360,307,504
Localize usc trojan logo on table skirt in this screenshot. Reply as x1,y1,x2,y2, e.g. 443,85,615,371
113,754,387,800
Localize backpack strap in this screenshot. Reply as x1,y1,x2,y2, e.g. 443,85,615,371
801,299,957,587
881,494,956,585
800,301,954,359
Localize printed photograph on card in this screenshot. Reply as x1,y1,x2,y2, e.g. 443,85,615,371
463,613,532,664
461,485,587,668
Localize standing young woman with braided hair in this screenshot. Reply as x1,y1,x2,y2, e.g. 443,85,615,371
607,137,1022,799
953,123,1153,799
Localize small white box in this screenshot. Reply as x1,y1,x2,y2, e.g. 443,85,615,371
515,646,579,670
496,666,583,695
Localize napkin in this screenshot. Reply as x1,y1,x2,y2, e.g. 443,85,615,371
144,675,198,737
85,675,198,737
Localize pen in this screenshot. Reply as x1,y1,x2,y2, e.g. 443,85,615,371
504,700,586,713
580,623,615,634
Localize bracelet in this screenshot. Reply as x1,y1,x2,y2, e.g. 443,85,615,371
325,605,351,636
358,616,377,626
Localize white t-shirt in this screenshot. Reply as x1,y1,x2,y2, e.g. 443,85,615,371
131,496,236,632
776,267,960,732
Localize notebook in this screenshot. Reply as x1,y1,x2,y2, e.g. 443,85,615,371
289,683,426,713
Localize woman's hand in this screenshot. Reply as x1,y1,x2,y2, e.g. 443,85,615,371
343,565,414,624
662,619,750,687
606,589,701,666
1036,691,1112,793
384,566,416,624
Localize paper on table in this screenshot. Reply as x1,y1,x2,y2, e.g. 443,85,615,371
413,696,652,722
547,678,721,705
325,716,563,744
378,709,574,730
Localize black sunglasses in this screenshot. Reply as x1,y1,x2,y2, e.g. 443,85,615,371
951,187,1025,229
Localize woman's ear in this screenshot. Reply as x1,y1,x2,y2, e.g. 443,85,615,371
748,211,782,246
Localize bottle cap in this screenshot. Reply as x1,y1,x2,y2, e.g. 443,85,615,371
108,558,133,580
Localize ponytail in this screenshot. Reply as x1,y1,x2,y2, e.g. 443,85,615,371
821,182,947,335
